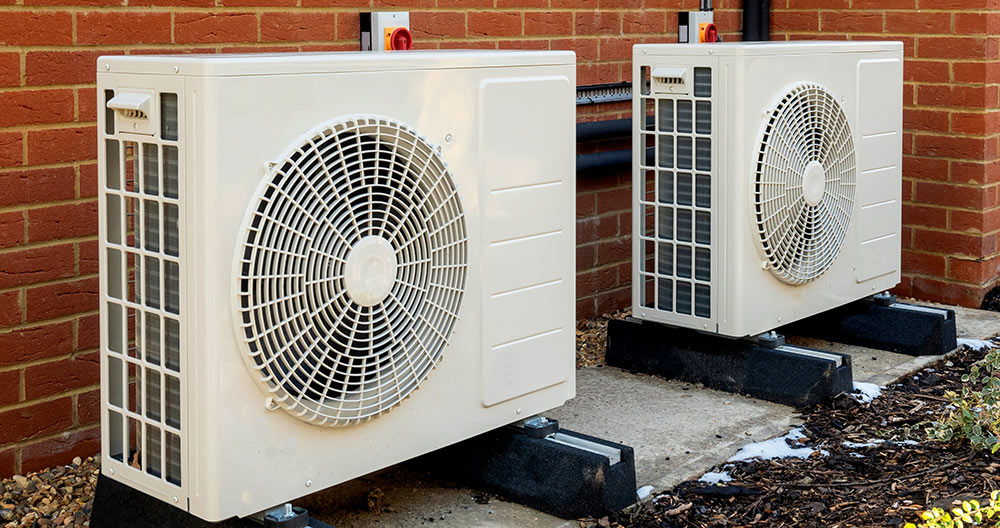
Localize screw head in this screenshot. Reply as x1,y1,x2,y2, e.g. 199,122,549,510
173,66,179,73
105,64,110,71
444,134,453,144
305,480,312,487
108,468,114,475
516,408,522,415
173,496,178,503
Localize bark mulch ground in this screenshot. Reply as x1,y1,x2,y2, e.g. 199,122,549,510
585,342,999,528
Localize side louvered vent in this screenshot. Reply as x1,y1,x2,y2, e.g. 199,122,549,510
637,66,714,320
102,90,184,489
236,116,469,427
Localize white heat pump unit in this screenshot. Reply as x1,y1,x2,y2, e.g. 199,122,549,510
632,42,903,337
96,51,576,521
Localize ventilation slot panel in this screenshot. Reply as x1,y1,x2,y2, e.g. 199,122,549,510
637,66,713,323
100,89,183,496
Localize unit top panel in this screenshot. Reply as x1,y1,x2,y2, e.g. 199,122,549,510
99,50,576,77
634,41,902,57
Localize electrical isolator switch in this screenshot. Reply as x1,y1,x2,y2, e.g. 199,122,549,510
678,11,716,44
700,23,719,43
360,12,412,51
386,27,413,50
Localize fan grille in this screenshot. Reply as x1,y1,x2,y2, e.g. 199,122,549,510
237,116,468,427
753,83,856,285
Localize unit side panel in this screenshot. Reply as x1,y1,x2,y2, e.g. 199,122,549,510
97,72,188,509
633,59,719,332
855,56,903,284
478,75,576,407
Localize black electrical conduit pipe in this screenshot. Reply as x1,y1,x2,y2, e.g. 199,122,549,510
578,0,770,173
576,117,652,174
743,0,770,42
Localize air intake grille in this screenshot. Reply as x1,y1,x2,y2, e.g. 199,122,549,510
637,67,713,320
237,116,468,427
101,89,183,489
753,83,856,285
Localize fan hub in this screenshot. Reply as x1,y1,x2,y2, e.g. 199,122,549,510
344,236,397,307
802,161,826,206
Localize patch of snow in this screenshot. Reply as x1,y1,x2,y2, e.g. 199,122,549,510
852,382,883,403
843,438,919,448
842,440,883,448
849,452,865,458
637,485,654,500
958,338,994,351
698,471,733,484
728,428,827,462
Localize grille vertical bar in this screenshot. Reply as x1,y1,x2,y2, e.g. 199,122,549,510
100,88,184,495
637,66,714,324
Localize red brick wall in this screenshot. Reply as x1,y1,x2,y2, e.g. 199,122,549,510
0,0,995,475
771,3,1000,306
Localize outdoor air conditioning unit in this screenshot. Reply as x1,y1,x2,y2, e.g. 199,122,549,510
96,51,576,521
632,42,903,337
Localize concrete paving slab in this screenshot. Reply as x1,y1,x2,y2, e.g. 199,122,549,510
546,369,796,491
305,304,998,528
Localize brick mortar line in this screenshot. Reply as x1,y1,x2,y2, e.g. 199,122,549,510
0,83,102,93
0,383,99,415
0,158,97,175
576,260,628,274
0,120,97,134
1,423,100,457
891,202,1000,214
906,129,1000,139
905,248,1000,257
0,344,99,374
0,308,98,335
0,196,97,215
903,225,1000,237
0,271,98,296
905,106,1000,113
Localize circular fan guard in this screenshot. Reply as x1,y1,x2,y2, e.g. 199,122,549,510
236,116,468,427
753,83,856,285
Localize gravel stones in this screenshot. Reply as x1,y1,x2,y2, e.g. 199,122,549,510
576,309,629,368
1,456,98,528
